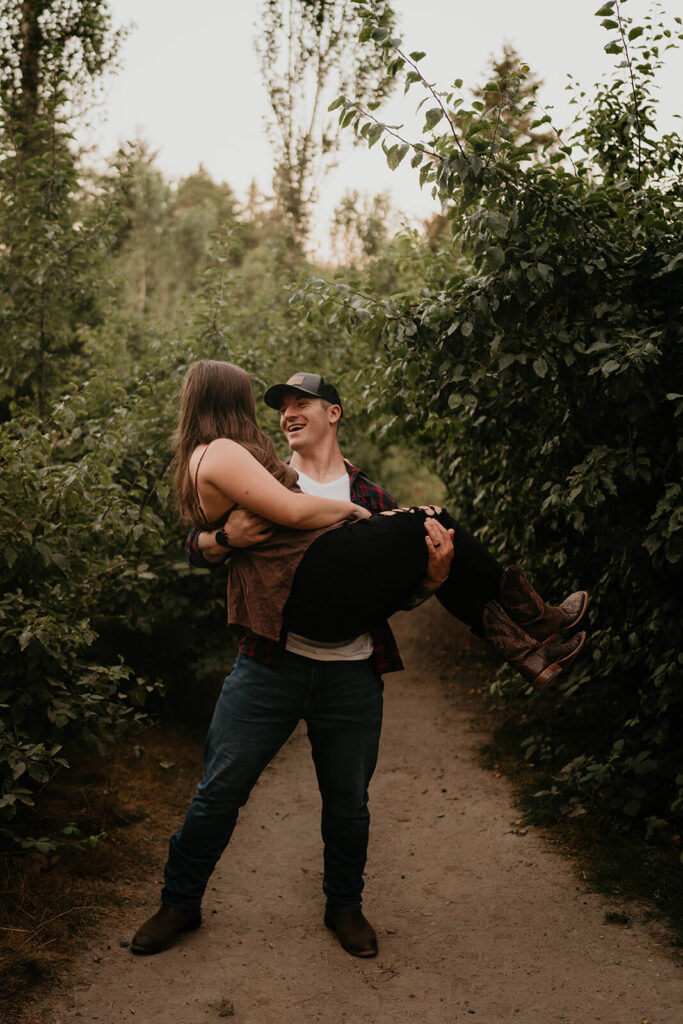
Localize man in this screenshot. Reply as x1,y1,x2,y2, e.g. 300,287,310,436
131,372,453,958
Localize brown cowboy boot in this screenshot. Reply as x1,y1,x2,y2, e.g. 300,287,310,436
324,907,378,957
499,566,588,643
483,601,586,687
130,904,202,955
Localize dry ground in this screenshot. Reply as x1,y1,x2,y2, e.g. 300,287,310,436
13,602,682,1024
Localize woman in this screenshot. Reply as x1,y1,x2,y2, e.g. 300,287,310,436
175,360,587,686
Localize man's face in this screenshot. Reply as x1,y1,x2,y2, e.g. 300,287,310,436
279,391,339,453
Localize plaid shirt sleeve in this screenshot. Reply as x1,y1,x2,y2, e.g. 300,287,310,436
186,527,229,571
186,527,208,568
344,460,398,513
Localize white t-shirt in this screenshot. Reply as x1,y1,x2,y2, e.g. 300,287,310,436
285,469,374,662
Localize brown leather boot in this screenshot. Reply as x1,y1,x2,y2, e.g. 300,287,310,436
130,905,202,955
324,907,378,957
499,565,588,643
483,601,586,687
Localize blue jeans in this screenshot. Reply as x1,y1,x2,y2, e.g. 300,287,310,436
162,651,384,912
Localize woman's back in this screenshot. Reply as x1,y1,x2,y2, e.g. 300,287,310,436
189,439,329,642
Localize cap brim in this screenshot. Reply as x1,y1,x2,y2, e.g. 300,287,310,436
263,383,320,409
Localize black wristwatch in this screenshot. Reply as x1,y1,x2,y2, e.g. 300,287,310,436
215,526,231,548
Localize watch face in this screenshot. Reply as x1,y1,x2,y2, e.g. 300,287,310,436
215,528,230,548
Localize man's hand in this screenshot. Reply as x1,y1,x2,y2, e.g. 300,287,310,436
423,517,454,592
225,509,274,548
402,517,454,609
196,510,274,563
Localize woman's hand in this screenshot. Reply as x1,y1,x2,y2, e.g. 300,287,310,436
346,503,371,521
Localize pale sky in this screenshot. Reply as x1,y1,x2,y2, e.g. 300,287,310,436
81,1,682,255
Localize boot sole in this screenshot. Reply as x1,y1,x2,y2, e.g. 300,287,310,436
565,590,589,630
533,631,586,688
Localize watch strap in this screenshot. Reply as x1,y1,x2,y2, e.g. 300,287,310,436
215,526,231,548
214,505,238,549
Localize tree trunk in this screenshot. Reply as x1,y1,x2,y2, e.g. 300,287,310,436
17,0,46,150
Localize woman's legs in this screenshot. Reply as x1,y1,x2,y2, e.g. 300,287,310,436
427,512,503,633
284,506,587,687
285,506,502,640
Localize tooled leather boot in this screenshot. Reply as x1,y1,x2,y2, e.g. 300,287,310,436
483,600,586,687
499,565,588,643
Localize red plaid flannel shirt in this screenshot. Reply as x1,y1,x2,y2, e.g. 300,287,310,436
185,459,403,674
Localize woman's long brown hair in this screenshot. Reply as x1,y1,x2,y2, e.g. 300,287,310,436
174,360,292,524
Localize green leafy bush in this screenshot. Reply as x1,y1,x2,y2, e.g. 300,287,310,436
0,360,241,827
302,0,683,824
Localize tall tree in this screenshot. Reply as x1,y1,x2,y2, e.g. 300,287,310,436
0,1,120,412
0,1,118,158
330,189,392,266
256,0,396,253
104,149,246,324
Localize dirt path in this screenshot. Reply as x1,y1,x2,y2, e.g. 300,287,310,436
38,603,680,1024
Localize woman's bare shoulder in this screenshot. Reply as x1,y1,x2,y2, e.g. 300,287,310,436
198,438,256,470
190,438,246,467
191,439,263,493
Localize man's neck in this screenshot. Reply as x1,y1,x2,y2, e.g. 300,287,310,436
289,440,346,484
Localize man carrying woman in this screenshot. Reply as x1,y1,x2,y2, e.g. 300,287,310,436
132,370,454,958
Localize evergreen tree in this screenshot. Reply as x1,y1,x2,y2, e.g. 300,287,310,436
465,44,557,157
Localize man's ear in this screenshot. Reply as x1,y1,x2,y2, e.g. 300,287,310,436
328,404,342,426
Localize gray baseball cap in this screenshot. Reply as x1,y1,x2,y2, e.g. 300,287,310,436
263,372,343,415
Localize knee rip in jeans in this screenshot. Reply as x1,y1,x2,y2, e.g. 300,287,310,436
380,504,442,517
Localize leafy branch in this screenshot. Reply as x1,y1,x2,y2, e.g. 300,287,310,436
612,0,644,185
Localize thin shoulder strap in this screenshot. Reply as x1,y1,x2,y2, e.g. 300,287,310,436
193,444,212,523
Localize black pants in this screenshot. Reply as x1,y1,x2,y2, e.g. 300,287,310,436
284,507,503,641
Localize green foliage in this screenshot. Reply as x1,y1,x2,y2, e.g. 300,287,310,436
456,44,558,159
330,189,393,265
3,0,681,852
103,146,243,323
0,125,120,412
0,377,157,820
0,1,121,117
0,1,123,414
0,352,237,838
308,0,683,825
0,2,239,845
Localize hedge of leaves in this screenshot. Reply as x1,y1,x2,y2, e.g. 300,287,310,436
0,224,397,847
0,365,235,841
299,0,683,825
